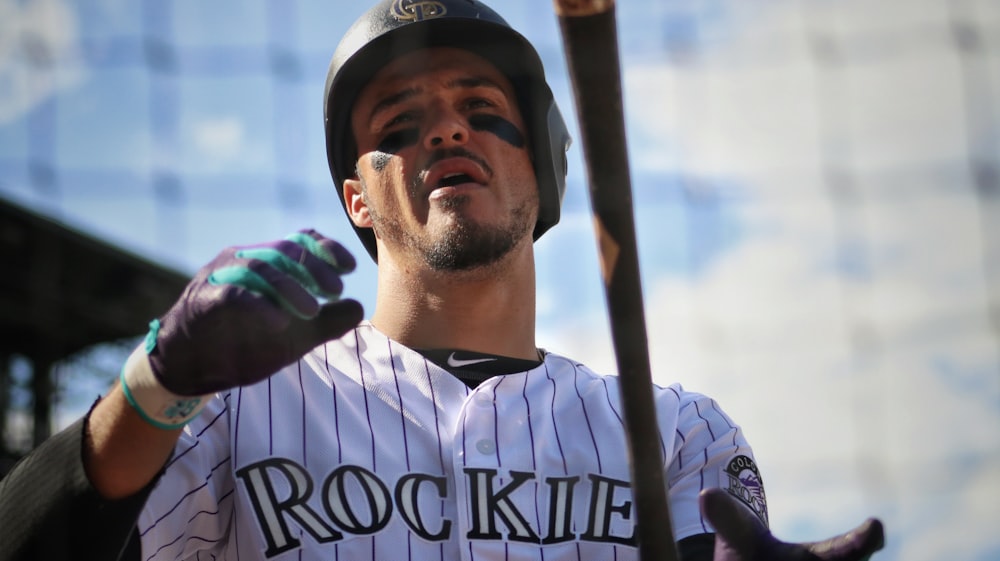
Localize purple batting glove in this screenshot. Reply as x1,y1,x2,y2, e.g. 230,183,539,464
700,488,885,561
145,229,364,396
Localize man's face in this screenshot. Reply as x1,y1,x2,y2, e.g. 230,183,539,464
345,47,539,271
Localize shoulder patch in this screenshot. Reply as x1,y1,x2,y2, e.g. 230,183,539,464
721,455,768,526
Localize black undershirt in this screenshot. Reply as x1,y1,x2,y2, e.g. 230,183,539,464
416,348,545,387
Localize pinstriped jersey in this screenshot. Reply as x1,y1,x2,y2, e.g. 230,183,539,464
137,323,765,560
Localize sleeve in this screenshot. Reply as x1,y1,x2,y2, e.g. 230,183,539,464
135,392,235,561
0,404,150,561
664,388,768,541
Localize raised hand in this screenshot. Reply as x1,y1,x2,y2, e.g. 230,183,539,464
700,488,885,561
145,229,364,396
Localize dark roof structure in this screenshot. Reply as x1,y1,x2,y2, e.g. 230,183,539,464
0,197,190,361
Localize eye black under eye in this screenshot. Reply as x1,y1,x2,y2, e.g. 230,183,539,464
468,114,525,149
377,128,419,154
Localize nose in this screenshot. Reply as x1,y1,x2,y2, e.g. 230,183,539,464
423,104,469,150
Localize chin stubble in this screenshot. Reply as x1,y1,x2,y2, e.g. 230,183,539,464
363,180,533,272
422,197,529,271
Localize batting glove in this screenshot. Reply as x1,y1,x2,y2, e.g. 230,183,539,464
121,230,364,428
700,488,885,561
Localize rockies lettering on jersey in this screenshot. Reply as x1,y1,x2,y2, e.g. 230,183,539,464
236,460,636,556
138,324,761,560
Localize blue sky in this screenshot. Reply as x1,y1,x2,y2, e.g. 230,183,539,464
1,0,999,559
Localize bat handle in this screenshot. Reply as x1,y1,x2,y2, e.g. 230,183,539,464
554,2,681,561
553,0,616,17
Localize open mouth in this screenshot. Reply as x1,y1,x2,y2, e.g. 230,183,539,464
424,155,491,193
438,173,476,187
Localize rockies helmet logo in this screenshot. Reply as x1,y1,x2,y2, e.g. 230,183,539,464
391,0,447,22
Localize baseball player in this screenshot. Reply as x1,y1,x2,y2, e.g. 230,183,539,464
0,0,884,560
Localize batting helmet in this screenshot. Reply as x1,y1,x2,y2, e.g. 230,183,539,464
324,0,572,261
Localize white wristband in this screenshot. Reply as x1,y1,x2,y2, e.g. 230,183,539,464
120,346,210,430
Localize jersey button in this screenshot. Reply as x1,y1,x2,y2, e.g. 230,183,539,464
476,439,496,455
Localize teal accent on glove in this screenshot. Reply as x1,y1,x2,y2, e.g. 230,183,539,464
234,247,341,300
144,319,161,353
141,231,362,397
208,266,315,320
284,231,352,272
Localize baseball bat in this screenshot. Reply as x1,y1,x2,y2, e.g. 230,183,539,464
552,1,680,560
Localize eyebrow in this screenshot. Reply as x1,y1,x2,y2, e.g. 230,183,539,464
368,87,420,126
366,75,508,127
447,76,506,92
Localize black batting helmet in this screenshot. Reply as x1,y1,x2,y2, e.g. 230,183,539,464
324,0,572,261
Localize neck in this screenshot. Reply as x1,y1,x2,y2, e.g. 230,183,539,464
370,239,538,361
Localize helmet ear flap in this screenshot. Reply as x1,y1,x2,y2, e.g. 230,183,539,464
324,0,572,262
533,101,572,241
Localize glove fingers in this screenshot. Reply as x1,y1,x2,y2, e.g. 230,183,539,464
285,229,357,274
149,233,359,396
701,487,885,561
805,518,885,561
209,264,320,319
700,488,766,561
235,242,345,300
285,299,364,352
702,488,764,545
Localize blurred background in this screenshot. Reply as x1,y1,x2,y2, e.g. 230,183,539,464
1,0,997,559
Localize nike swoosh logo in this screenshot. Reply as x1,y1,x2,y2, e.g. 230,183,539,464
447,352,498,368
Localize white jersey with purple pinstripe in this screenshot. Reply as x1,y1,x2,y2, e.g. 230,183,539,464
137,322,766,560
